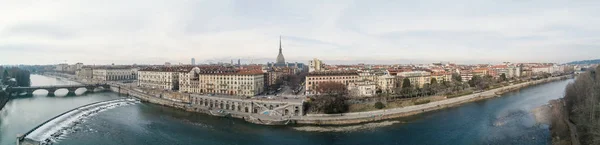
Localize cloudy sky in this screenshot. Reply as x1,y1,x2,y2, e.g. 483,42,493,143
1,0,599,65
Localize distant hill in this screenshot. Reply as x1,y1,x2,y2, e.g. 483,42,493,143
566,59,600,65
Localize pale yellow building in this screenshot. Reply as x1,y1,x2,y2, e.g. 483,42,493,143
179,67,265,96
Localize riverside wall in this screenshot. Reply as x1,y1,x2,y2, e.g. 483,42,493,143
294,76,570,125
109,85,302,125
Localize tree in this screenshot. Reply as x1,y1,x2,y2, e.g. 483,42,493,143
499,73,507,82
309,82,350,114
316,81,347,95
402,78,411,89
374,102,385,109
468,75,480,88
452,73,462,82
2,69,8,84
564,66,600,144
15,69,31,87
430,78,438,85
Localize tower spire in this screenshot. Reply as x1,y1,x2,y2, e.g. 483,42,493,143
279,35,282,53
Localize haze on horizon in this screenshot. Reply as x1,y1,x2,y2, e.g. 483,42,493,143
1,0,599,65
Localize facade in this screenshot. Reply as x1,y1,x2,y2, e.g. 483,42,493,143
190,94,304,117
92,68,137,81
75,67,93,80
308,58,325,72
305,71,360,95
138,67,183,90
532,65,552,74
507,65,522,78
460,70,473,82
430,72,452,83
398,71,431,88
348,80,376,97
472,68,489,76
377,75,399,94
179,67,265,96
266,67,293,87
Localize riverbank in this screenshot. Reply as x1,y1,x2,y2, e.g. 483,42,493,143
294,76,571,125
46,74,571,126
535,99,581,145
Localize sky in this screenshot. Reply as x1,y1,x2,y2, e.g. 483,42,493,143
1,0,600,65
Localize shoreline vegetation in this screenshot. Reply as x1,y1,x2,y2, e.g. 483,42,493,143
549,65,600,145
296,76,570,125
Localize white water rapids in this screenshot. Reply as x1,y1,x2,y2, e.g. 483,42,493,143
24,98,139,144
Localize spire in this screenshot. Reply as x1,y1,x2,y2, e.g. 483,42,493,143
276,35,286,65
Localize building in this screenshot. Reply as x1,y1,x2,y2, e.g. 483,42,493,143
305,71,360,95
308,58,325,72
507,65,522,78
190,94,304,117
75,67,93,80
265,67,294,88
138,67,188,90
348,80,377,97
191,58,196,65
430,72,452,83
92,67,137,81
532,65,552,74
377,75,399,94
179,67,265,96
473,68,489,76
460,70,474,82
398,71,431,88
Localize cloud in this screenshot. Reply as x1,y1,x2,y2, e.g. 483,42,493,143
0,0,599,65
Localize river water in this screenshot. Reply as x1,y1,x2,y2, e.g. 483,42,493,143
0,75,573,145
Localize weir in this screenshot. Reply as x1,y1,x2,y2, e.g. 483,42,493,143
16,98,138,145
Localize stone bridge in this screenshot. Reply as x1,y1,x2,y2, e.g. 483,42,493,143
7,84,110,96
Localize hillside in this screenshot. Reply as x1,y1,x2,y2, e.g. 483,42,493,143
566,59,600,65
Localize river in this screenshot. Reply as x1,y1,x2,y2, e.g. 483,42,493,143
0,75,573,145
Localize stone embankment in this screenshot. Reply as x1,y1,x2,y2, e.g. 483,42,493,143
293,76,570,125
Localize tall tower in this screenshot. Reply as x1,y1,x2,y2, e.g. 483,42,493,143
276,36,286,66
191,58,195,65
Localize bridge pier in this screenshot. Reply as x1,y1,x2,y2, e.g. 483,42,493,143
25,90,34,96
85,87,96,94
67,88,77,96
47,89,56,97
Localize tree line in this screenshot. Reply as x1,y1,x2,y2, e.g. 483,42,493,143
564,65,600,145
0,67,31,87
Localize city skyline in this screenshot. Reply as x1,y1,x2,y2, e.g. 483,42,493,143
2,0,600,65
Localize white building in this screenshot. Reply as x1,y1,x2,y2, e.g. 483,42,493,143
93,68,138,81
138,67,182,90
308,58,325,72
348,80,376,97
